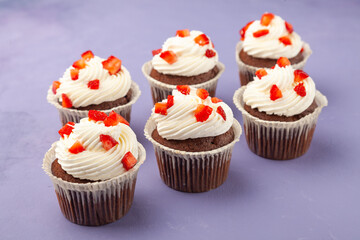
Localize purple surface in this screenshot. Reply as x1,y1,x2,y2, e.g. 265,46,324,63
0,0,359,239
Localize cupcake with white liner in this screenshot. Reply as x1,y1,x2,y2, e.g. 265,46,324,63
233,57,327,160
145,85,241,193
43,110,146,226
236,13,312,86
142,29,225,103
47,50,140,125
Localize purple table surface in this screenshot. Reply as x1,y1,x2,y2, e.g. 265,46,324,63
1,0,359,239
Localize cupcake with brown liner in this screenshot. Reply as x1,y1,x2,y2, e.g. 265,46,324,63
233,57,327,160
144,85,241,193
47,50,141,125
43,110,146,226
236,13,312,86
142,29,225,103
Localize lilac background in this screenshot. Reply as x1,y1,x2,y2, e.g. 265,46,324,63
1,0,359,239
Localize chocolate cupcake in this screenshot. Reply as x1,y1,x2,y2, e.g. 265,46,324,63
144,85,241,193
47,51,141,125
142,29,225,103
43,110,146,226
233,57,328,160
235,13,312,86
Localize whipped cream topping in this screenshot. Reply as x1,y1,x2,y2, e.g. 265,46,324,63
243,64,316,117
55,118,138,181
55,56,132,108
152,30,218,77
151,87,233,140
242,15,303,59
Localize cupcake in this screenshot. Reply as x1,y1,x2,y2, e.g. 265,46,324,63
142,29,225,103
47,50,141,125
144,85,241,193
43,110,146,226
236,13,312,86
233,57,327,160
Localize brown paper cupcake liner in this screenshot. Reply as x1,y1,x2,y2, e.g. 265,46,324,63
43,142,146,226
235,42,312,86
142,61,225,104
47,81,141,126
233,87,328,160
144,118,242,193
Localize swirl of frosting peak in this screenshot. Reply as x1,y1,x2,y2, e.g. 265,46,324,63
55,118,138,181
151,30,218,76
151,87,233,140
242,14,303,59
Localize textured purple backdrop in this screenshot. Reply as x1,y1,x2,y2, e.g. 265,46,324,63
0,0,359,239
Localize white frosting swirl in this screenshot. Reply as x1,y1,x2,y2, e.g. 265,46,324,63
55,56,132,108
151,30,218,76
243,15,303,59
55,118,138,181
151,87,233,140
243,65,316,116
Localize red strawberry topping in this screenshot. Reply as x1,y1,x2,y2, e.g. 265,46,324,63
294,69,309,83
99,134,118,151
160,51,177,64
294,82,306,97
70,68,79,80
52,81,61,94
69,141,85,154
270,84,283,101
194,104,213,122
216,106,226,121
61,94,72,108
285,21,293,34
88,110,107,122
81,50,94,61
260,13,275,26
167,95,174,109
194,33,210,46
155,102,167,115
121,152,137,170
253,29,269,38
279,36,292,46
240,20,254,41
72,58,86,69
300,47,304,53
176,29,190,37
152,48,162,56
176,85,190,95
255,69,268,79
58,122,75,138
211,97,223,103
104,111,129,127
196,88,209,100
102,56,122,75
87,79,100,90
277,57,291,67
205,49,216,58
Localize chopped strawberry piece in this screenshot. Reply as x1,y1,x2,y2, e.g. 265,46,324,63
300,47,304,53
194,33,210,46
205,49,216,58
81,50,94,61
279,36,292,46
68,141,85,154
121,152,137,170
52,81,61,94
104,111,129,127
88,110,107,122
58,122,75,138
176,29,190,37
196,88,209,100
87,79,100,90
216,106,226,121
167,95,174,109
70,68,79,80
255,69,268,79
155,102,167,115
240,20,254,41
99,134,118,151
260,13,275,26
72,58,86,69
285,21,293,34
271,65,275,69
294,70,309,83
61,94,72,108
294,82,306,97
270,84,283,101
253,29,269,38
160,51,177,65
152,48,162,56
194,104,213,122
277,57,291,67
102,56,122,75
176,85,190,95
211,97,223,103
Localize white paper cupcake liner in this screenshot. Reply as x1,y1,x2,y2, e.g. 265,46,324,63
235,41,312,86
47,81,141,126
233,86,328,160
144,117,242,193
43,142,146,226
142,61,225,104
